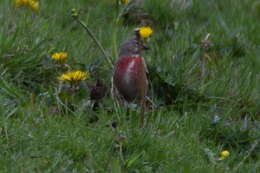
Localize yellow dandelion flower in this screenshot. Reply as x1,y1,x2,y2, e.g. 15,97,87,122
138,26,153,39
28,0,39,12
121,0,129,5
15,0,22,8
58,70,89,83
15,0,28,8
15,0,39,12
219,150,230,160
51,52,68,63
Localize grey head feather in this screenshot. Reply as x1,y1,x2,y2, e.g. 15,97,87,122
119,30,149,58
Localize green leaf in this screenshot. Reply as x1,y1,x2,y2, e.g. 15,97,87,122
126,151,144,168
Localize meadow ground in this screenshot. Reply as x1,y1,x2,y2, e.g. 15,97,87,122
0,0,260,172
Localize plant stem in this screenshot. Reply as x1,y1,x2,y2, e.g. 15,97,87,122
75,18,114,68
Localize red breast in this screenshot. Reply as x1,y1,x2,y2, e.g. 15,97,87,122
113,56,147,102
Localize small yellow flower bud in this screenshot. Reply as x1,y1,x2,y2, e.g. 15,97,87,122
219,150,230,160
71,8,79,18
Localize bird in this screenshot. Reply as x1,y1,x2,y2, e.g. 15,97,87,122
88,79,108,111
113,28,149,126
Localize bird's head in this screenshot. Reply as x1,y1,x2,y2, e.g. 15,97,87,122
119,29,149,58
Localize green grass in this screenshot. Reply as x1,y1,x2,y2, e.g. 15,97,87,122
0,0,260,172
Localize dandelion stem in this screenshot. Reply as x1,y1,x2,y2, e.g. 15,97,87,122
116,0,120,14
74,18,114,68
